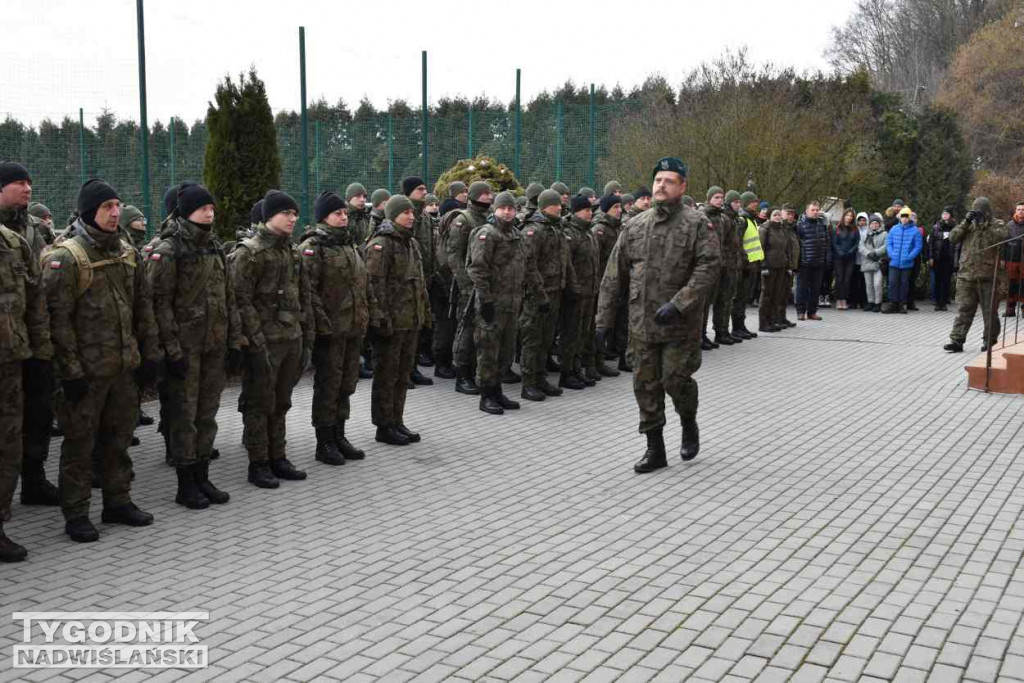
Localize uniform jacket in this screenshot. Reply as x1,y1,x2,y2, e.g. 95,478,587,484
445,203,490,294
0,226,51,364
365,221,427,333
467,217,540,314
43,219,160,380
950,215,1009,281
563,215,601,298
723,207,747,268
597,201,720,344
347,205,373,245
520,211,570,299
591,212,622,281
299,224,370,338
147,217,243,361
705,205,739,271
230,225,312,348
411,199,436,279
0,207,47,261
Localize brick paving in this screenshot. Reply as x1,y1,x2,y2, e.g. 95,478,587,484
2,305,1024,682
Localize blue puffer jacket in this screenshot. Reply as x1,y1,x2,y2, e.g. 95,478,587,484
797,216,831,267
886,221,922,269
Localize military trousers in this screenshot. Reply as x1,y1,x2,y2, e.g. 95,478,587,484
371,330,417,427
628,336,702,434
59,370,138,520
430,277,456,366
22,361,53,467
312,333,363,427
0,362,23,522
559,293,581,369
760,269,789,328
239,338,302,462
475,311,517,388
452,290,476,371
732,260,758,328
575,295,597,372
950,277,1001,345
703,267,736,333
519,291,561,387
165,347,227,467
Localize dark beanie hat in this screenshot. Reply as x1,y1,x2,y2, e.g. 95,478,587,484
550,182,570,195
525,182,544,203
600,194,622,213
0,161,31,188
178,183,215,219
577,187,596,199
570,195,592,213
314,191,346,223
448,181,468,198
439,198,461,216
77,179,120,219
681,195,695,207
402,176,426,196
469,181,492,202
634,188,652,200
385,195,415,222
942,204,957,217
163,184,180,217
262,190,299,222
740,191,758,205
345,182,367,201
538,189,562,211
250,199,265,225
493,191,516,210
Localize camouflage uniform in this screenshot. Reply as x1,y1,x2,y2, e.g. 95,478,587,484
231,226,313,463
591,211,626,364
365,220,427,428
348,205,373,245
563,214,600,375
596,201,719,433
0,226,51,521
446,203,491,372
519,212,568,390
43,220,160,520
949,203,1008,346
467,216,538,389
411,198,437,363
147,218,242,467
299,224,369,427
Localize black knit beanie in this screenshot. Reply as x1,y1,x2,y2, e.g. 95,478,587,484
402,176,426,196
600,194,622,214
315,191,346,223
262,190,299,222
77,179,120,228
178,183,215,220
250,199,265,225
570,195,592,213
0,162,31,188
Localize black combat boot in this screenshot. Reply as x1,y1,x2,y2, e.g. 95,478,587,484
0,525,27,562
714,331,734,346
479,386,505,415
502,367,522,384
740,324,757,338
315,426,346,466
138,409,154,426
584,366,602,383
496,391,521,410
680,419,700,461
210,448,220,460
618,354,632,372
395,424,421,443
334,421,365,460
50,418,63,437
701,335,715,351
175,465,210,509
732,327,752,340
375,426,410,446
248,461,280,488
433,355,456,379
521,385,546,401
575,369,595,387
65,517,99,543
596,362,620,378
455,367,480,395
411,367,434,386
559,372,585,390
416,352,434,367
634,429,668,473
101,502,154,526
19,460,59,506
195,462,230,504
943,341,964,353
270,458,307,481
358,360,373,379
546,356,562,372
539,378,563,396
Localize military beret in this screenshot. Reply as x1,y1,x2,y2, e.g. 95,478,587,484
652,156,687,180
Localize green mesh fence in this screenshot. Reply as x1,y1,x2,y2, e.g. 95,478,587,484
0,100,635,228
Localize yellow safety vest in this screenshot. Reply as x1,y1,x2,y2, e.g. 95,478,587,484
742,217,764,262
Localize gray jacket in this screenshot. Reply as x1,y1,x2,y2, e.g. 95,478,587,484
858,228,887,272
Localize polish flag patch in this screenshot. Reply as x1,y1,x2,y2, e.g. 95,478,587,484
49,261,62,269
526,230,534,236
150,253,162,261
597,230,604,235
373,244,383,251
478,234,487,240
143,245,154,252
303,249,315,256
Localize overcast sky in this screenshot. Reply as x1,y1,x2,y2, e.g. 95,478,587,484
4,0,857,127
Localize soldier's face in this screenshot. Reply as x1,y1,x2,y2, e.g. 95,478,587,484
456,191,468,204
574,208,593,222
410,186,427,201
0,179,32,209
623,202,633,213
350,194,366,210
560,194,569,206
494,205,516,222
653,172,686,203
542,205,562,220
188,204,215,225
394,209,415,229
425,203,439,215
606,204,622,219
129,219,146,232
94,199,121,233
477,191,493,206
325,208,348,228
635,197,651,211
268,209,298,235
41,217,54,229
746,202,759,214
708,194,724,208
730,200,742,212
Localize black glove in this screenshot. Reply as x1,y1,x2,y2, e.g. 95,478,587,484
966,210,978,223
225,348,244,376
137,359,160,387
166,355,189,380
480,301,496,323
23,358,54,388
61,377,89,404
369,322,392,339
654,302,682,326
595,327,610,351
314,334,331,353
538,301,551,314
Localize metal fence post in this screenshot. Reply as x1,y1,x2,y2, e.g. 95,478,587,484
314,120,320,194
78,108,86,187
388,113,394,193
588,83,596,188
421,50,428,184
556,101,563,182
135,0,152,227
299,27,310,226
468,106,473,158
169,116,176,186
514,68,521,178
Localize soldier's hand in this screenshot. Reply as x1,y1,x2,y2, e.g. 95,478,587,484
61,377,89,404
480,301,496,323
654,302,682,326
369,322,392,339
595,327,610,351
167,356,189,380
225,348,244,377
966,210,978,223
138,359,160,388
23,358,53,388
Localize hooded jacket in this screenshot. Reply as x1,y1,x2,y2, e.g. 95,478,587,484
886,219,923,269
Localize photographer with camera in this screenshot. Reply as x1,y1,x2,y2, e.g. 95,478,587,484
944,197,1008,353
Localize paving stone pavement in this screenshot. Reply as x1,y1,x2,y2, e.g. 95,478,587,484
2,305,1024,682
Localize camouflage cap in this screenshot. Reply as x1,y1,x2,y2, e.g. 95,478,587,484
370,188,391,207
468,181,493,202
493,191,516,210
345,182,368,201
550,181,570,195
